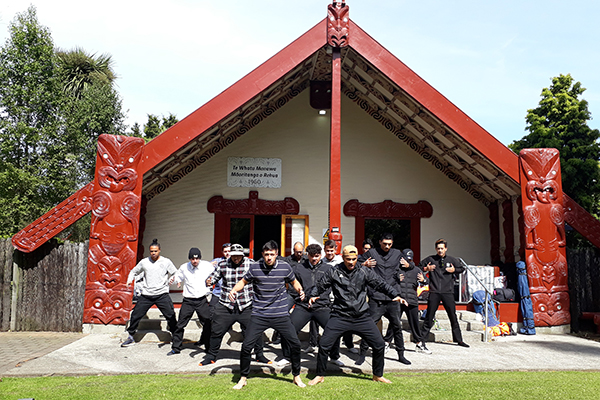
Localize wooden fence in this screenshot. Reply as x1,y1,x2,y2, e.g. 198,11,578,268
0,238,88,332
567,247,600,332
2,236,600,332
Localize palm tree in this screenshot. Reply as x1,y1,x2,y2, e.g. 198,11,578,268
56,47,116,98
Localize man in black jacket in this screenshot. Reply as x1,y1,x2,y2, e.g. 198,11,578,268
357,233,410,365
280,244,343,366
419,239,469,348
307,245,407,386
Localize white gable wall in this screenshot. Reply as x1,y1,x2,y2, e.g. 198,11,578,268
143,90,491,266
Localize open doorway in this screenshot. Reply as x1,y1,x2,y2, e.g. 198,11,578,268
364,219,411,251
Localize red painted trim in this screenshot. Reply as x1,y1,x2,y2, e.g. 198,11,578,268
410,218,421,262
502,199,515,263
348,21,520,182
208,191,300,258
489,202,501,264
345,199,433,262
213,213,230,261
329,48,342,235
139,20,328,173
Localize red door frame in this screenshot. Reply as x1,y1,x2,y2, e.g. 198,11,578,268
343,199,433,262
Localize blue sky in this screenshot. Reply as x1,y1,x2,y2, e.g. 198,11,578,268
1,0,599,146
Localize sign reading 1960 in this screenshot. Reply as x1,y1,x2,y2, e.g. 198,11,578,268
227,157,282,188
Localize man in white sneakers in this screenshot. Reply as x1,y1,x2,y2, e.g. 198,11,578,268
167,247,214,356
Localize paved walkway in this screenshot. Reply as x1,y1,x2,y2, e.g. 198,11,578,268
2,330,600,377
0,332,86,375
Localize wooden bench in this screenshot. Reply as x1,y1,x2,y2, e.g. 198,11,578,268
581,312,600,333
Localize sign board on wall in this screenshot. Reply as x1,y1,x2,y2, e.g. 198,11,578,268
227,157,282,188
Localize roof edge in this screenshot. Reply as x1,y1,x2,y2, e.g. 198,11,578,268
140,19,328,173
348,20,520,182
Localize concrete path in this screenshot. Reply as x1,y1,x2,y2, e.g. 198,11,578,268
2,330,600,377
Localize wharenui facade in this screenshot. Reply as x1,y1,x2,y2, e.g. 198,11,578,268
12,2,600,330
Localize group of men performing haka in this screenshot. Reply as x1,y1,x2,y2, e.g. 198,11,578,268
121,234,470,389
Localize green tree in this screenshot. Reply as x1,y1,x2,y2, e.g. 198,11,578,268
56,47,116,99
0,6,67,237
0,6,127,240
142,113,179,140
509,74,600,246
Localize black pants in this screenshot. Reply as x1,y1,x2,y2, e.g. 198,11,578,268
171,296,211,351
421,292,463,343
317,314,386,377
385,304,423,344
127,293,177,335
241,315,301,377
359,300,405,355
205,303,264,361
281,306,340,360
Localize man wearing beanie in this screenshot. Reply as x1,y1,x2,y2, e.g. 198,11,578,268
167,247,215,355
308,245,408,386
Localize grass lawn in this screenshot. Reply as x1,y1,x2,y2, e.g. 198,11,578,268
2,370,600,400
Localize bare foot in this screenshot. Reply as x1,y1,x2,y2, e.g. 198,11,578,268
293,375,306,388
233,377,247,390
373,375,392,384
308,376,325,386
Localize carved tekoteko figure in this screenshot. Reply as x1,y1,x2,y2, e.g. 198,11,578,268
519,148,570,326
84,135,145,325
327,1,349,48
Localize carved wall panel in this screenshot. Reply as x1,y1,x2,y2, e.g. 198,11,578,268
327,1,349,47
519,148,570,326
207,190,300,215
83,135,145,325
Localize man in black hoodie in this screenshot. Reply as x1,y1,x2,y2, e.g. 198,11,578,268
307,245,407,386
419,238,469,348
280,244,343,366
397,249,431,354
356,233,411,365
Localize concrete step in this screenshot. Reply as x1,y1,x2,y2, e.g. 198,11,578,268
129,308,486,344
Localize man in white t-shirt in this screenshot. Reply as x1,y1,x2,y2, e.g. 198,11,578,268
167,247,215,355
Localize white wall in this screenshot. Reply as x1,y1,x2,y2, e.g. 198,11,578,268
143,90,491,266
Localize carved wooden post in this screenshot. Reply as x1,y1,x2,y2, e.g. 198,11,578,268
327,1,349,252
519,148,570,327
83,135,145,325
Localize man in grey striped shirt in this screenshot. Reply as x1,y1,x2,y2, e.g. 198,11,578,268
229,240,306,389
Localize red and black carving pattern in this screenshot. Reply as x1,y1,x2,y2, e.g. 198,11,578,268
563,194,600,248
531,292,571,326
327,2,349,47
83,135,145,325
207,191,300,215
12,183,94,253
519,148,570,327
343,199,433,219
340,50,520,206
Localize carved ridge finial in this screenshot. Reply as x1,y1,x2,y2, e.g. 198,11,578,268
327,1,349,47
